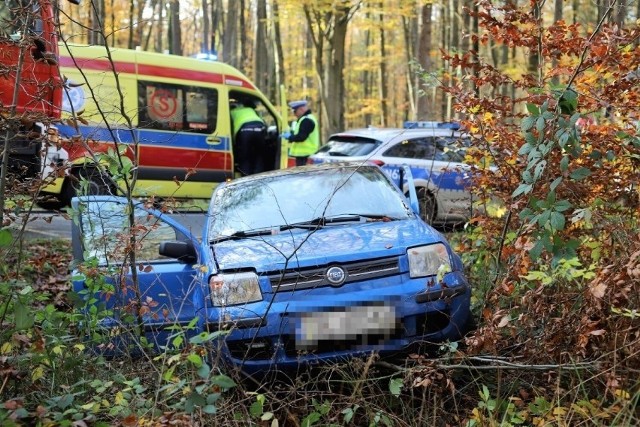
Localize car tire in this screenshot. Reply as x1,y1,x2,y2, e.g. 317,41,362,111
62,166,114,205
36,196,66,211
416,187,437,224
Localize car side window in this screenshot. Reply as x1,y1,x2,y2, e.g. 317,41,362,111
79,201,180,264
138,81,218,134
384,138,436,160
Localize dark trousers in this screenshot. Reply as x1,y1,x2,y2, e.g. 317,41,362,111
294,156,308,167
235,122,266,176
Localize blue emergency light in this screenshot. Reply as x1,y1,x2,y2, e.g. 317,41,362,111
403,121,460,130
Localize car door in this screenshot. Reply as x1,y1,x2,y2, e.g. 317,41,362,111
70,196,203,352
380,136,472,221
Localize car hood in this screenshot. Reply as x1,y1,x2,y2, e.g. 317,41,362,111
212,219,441,272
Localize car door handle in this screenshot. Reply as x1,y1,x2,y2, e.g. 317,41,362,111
207,135,222,145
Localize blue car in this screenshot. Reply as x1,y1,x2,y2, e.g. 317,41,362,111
71,163,472,372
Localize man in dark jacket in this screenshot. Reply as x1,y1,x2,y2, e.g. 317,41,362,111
231,99,267,175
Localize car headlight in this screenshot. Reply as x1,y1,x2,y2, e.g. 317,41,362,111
209,272,262,306
407,243,451,278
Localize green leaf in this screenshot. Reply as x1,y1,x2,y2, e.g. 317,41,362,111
569,167,591,181
250,400,263,418
14,299,34,330
512,183,532,198
302,412,321,427
521,116,536,131
533,160,546,181
0,228,11,247
186,353,202,367
535,116,545,133
197,362,210,379
210,375,236,390
550,212,565,231
560,155,569,172
526,103,540,115
389,378,403,397
518,143,532,155
203,405,217,414
549,177,562,192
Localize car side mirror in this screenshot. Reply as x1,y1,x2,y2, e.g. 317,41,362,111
159,240,197,264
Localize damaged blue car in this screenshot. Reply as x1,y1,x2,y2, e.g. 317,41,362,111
71,162,472,373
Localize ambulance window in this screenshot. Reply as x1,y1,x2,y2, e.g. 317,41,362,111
141,85,184,130
138,81,218,134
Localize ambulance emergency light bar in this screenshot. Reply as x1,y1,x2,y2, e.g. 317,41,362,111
403,121,460,130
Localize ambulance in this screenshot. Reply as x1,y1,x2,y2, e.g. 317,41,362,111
39,43,288,209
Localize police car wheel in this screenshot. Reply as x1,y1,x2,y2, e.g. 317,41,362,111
416,187,437,224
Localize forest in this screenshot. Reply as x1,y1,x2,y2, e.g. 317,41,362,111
1,0,639,425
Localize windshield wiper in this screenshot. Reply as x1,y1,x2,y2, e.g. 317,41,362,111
211,228,276,243
283,214,400,230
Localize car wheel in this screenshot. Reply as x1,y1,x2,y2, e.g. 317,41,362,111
36,195,66,211
62,166,114,204
416,187,437,224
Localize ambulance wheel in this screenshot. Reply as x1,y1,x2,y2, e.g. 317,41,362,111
36,195,66,211
416,187,437,224
62,166,114,204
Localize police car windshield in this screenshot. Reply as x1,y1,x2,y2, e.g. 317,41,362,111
315,136,381,157
208,165,412,239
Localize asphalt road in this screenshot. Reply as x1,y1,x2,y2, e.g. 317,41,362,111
9,209,208,241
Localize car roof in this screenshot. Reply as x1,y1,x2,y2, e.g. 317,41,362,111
223,162,379,185
328,127,464,144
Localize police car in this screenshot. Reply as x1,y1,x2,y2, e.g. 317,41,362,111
308,121,475,224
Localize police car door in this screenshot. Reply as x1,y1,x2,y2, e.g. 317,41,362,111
380,136,471,222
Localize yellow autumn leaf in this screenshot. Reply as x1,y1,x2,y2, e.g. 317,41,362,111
1,342,12,354
483,112,494,122
31,366,44,381
552,406,567,416
115,391,125,405
614,389,630,399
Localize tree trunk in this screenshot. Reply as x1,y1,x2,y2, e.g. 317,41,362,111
417,3,432,119
127,0,134,49
401,6,417,121
89,0,105,45
223,0,239,67
255,0,269,93
155,0,163,52
169,0,182,55
378,2,388,127
304,3,355,138
202,0,210,53
273,0,286,104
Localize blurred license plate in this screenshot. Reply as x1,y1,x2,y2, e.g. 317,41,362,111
297,305,397,349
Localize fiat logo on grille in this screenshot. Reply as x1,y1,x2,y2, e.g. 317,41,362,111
326,266,346,286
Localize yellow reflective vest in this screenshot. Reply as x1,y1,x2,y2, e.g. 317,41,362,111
289,114,319,157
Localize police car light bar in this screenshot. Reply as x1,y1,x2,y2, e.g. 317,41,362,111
404,121,460,130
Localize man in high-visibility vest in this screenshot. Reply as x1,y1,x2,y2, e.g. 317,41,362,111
282,100,319,166
231,99,267,176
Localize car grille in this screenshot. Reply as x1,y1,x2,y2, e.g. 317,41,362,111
267,256,400,292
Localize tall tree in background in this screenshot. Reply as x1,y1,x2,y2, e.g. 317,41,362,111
223,1,240,68
273,0,286,103
255,0,270,94
168,0,182,55
377,2,389,126
303,1,362,138
88,0,105,45
417,2,432,119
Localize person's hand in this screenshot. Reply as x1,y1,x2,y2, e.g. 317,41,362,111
281,131,292,140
